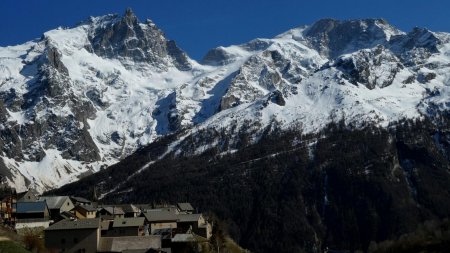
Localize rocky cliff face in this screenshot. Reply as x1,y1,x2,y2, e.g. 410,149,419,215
0,9,196,191
87,8,191,70
1,13,450,192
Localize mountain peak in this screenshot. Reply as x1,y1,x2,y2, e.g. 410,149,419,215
123,7,138,25
304,18,403,58
125,7,134,16
85,9,191,70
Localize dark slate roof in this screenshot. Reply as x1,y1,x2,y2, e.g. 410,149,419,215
59,211,77,220
141,210,178,222
17,190,37,201
16,201,47,213
134,204,177,212
177,214,202,223
45,218,100,231
115,204,140,214
113,217,145,228
39,196,71,209
134,204,153,212
16,191,28,200
75,204,97,212
70,196,91,204
99,206,125,215
177,203,194,212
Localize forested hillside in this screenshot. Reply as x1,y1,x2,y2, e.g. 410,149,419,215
53,117,450,252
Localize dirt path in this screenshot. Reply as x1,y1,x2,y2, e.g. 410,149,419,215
0,236,10,241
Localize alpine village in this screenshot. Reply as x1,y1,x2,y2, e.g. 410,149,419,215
0,188,222,253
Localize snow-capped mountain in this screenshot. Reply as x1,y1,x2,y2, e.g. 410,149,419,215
1,9,449,192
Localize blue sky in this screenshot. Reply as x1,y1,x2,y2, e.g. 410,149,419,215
2,0,450,60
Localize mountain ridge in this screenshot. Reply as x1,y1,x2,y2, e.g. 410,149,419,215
0,9,450,192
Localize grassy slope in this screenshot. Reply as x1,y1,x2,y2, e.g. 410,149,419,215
0,225,31,253
0,240,31,253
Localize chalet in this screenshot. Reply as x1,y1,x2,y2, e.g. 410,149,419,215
98,206,125,220
177,214,212,239
0,195,16,223
15,201,50,229
176,203,194,214
141,210,178,233
44,218,101,253
0,189,38,223
73,205,97,219
103,217,146,237
39,196,75,221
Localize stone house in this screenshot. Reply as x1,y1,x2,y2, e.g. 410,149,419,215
103,217,145,237
17,189,38,202
44,218,101,253
141,210,178,234
176,203,194,214
73,205,97,219
177,214,212,239
115,204,141,217
97,206,125,220
39,196,75,221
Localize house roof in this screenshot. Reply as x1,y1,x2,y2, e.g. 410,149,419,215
39,196,71,209
177,203,194,212
113,217,145,228
98,236,161,252
99,206,125,215
141,210,178,222
115,204,140,214
177,214,202,223
59,211,77,220
45,218,100,231
70,196,91,204
17,190,37,201
134,204,153,212
16,201,47,213
75,204,97,212
171,233,208,243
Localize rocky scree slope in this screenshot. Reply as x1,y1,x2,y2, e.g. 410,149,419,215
1,12,450,192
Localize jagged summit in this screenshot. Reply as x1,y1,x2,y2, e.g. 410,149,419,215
85,8,191,70
303,18,404,58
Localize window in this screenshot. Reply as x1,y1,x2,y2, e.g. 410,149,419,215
73,238,78,244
